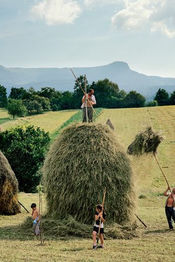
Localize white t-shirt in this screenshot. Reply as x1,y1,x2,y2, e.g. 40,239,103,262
81,94,96,108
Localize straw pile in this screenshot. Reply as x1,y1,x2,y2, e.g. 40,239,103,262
106,119,114,130
23,216,138,240
0,151,20,215
127,127,162,156
43,123,135,226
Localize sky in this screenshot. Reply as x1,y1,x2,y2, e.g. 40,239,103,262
0,0,175,77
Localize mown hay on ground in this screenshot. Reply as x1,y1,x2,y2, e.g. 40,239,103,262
23,216,138,240
0,151,20,215
127,127,162,156
43,123,135,226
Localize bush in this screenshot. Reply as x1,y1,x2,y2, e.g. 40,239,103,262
146,100,158,107
0,126,50,192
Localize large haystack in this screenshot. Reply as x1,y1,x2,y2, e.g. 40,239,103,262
43,123,135,225
0,151,20,215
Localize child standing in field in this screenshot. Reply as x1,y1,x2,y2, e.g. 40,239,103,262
92,204,106,249
31,203,40,236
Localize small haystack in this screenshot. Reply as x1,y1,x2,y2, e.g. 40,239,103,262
106,119,114,130
43,123,135,226
127,127,162,156
0,151,20,215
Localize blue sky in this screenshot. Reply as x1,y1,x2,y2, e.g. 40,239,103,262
0,0,175,77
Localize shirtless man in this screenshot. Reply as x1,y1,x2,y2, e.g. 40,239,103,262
81,89,96,123
31,203,40,235
164,187,175,230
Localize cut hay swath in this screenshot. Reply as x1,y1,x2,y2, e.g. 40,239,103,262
127,126,170,189
42,123,137,238
0,151,20,215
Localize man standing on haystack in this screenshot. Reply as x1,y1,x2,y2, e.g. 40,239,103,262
81,89,96,123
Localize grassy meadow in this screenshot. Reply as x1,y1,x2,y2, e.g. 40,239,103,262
0,106,175,261
0,109,78,133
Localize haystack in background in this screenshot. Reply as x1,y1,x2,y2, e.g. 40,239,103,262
43,123,135,226
127,127,163,156
0,151,20,215
106,119,114,130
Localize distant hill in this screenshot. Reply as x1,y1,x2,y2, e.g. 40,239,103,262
0,62,175,100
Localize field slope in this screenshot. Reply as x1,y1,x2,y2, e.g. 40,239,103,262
0,109,78,133
0,106,175,262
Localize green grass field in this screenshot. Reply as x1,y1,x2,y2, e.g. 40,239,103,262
0,106,175,261
0,109,78,134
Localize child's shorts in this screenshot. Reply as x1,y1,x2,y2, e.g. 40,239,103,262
93,226,104,234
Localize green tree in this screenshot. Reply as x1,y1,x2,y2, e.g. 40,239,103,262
37,87,57,99
124,91,145,108
9,87,29,100
0,126,50,192
0,85,7,108
92,79,120,107
73,75,89,108
7,99,27,119
154,88,169,106
33,95,51,111
169,91,175,105
60,91,74,109
25,100,43,115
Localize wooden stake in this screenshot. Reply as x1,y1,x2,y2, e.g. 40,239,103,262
97,188,106,243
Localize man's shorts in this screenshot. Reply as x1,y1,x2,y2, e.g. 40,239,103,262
93,226,104,234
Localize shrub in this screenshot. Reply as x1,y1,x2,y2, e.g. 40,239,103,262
0,126,50,192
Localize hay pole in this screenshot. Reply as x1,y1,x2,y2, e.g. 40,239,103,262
97,188,106,243
38,185,44,245
18,200,29,213
84,74,89,122
135,214,147,228
153,153,171,191
147,109,171,191
69,68,96,115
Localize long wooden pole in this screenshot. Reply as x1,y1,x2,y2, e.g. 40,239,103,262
18,200,29,213
97,188,106,242
135,214,147,228
153,153,171,191
69,68,96,115
38,185,44,245
84,75,89,122
147,109,171,191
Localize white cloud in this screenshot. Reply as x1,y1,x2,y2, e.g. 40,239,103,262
31,0,81,25
84,0,120,7
112,0,175,38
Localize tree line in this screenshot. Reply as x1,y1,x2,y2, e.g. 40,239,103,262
0,78,175,118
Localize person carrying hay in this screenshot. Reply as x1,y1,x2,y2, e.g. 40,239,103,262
92,204,106,249
163,187,175,230
31,203,40,236
81,89,96,123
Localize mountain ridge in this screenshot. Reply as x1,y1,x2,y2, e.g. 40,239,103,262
0,61,175,100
